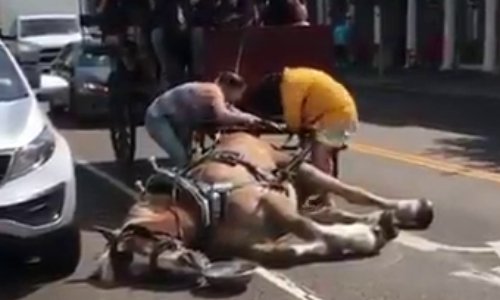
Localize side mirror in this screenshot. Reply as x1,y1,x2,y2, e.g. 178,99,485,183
36,74,70,102
0,32,17,40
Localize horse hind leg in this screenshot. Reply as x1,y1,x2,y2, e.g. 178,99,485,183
313,211,396,256
245,241,328,266
303,206,399,241
258,191,388,261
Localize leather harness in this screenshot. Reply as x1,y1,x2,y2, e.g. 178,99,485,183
166,144,312,250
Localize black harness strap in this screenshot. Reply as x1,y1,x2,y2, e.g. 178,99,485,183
208,151,277,183
169,144,313,250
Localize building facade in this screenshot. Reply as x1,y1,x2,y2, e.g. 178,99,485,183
317,0,500,73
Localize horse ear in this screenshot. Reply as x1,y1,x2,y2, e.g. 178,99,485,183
92,226,118,244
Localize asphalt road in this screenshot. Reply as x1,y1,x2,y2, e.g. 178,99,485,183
2,89,500,300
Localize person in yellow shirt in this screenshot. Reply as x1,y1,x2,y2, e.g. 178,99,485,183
246,66,358,175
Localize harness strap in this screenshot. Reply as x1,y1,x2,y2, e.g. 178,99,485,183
209,151,277,183
171,146,313,249
274,143,313,181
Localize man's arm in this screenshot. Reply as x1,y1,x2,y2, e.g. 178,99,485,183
211,91,261,125
227,104,262,121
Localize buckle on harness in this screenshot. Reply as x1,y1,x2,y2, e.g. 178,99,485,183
210,150,244,166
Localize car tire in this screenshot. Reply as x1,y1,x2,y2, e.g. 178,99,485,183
49,100,66,116
41,226,81,277
68,86,84,121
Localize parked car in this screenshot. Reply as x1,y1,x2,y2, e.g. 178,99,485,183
49,39,111,119
0,38,80,274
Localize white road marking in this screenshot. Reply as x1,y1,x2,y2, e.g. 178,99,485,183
396,231,496,254
449,240,500,287
255,268,324,300
451,269,500,288
76,159,326,300
487,241,500,259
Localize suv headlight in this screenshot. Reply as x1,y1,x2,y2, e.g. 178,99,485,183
7,126,56,181
79,82,108,94
17,43,34,53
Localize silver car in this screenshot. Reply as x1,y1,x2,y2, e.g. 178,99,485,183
48,40,111,120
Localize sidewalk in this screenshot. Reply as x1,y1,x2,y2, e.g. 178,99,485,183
338,68,500,101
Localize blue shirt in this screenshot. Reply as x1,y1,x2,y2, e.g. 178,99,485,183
333,23,350,46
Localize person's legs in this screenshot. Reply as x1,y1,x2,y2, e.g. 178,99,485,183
163,34,188,87
144,111,188,167
310,140,334,175
151,27,169,87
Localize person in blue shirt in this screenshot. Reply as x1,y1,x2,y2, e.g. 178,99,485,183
333,16,351,67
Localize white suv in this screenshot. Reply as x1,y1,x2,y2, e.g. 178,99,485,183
0,39,79,274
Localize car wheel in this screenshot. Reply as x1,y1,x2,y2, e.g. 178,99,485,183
41,226,81,277
68,87,84,121
49,100,66,116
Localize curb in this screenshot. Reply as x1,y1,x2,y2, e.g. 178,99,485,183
349,82,500,102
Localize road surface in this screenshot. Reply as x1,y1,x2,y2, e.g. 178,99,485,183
2,90,500,299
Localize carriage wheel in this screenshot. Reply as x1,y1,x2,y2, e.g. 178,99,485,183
109,99,137,167
332,144,347,178
332,149,340,178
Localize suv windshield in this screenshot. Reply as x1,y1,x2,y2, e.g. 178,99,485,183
20,18,79,38
0,46,29,101
78,50,110,67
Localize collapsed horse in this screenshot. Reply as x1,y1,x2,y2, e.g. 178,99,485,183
90,132,434,286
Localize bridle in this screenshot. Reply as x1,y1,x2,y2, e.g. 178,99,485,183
107,222,207,273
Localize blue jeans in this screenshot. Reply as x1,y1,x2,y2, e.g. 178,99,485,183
145,110,189,168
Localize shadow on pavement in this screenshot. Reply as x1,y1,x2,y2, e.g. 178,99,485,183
0,264,65,300
425,136,500,172
75,163,133,230
65,276,248,298
355,88,500,172
76,155,178,225
75,158,171,231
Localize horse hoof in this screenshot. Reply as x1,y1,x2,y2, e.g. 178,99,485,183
415,198,434,229
396,198,434,230
378,210,399,241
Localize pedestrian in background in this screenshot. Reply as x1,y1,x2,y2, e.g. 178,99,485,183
262,0,309,26
150,0,191,89
333,16,352,68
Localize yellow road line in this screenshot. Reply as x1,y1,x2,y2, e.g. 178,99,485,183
351,143,500,185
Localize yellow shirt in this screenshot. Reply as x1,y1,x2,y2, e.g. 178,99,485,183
280,67,358,132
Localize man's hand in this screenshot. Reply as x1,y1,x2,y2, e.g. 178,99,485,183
247,115,263,125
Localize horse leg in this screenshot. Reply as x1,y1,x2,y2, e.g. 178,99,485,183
301,193,395,230
245,240,327,266
250,190,386,263
296,163,434,229
304,204,386,224
296,164,396,208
